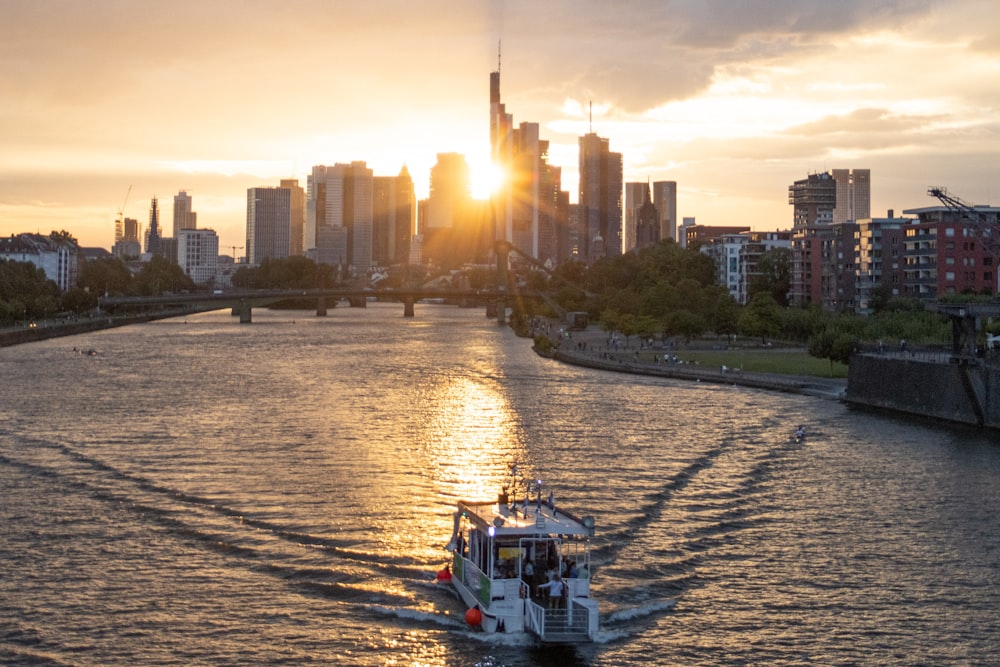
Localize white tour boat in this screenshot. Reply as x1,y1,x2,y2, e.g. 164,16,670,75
443,474,599,643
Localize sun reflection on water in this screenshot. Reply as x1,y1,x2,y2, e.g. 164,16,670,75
424,375,526,504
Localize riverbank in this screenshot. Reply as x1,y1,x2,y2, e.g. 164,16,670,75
0,311,191,348
534,323,846,401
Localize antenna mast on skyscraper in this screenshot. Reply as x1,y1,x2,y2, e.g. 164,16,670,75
498,40,502,73
589,101,593,133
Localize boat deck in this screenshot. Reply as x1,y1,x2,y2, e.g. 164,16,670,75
459,497,594,538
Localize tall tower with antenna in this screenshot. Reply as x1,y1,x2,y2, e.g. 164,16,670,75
490,41,515,245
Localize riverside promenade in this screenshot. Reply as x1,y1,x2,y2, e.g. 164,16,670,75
534,323,846,401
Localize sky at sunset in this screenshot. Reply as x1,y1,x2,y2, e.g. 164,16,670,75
2,0,1000,253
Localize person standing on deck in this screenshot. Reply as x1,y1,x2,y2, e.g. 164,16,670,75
537,574,566,609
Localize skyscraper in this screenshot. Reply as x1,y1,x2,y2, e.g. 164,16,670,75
624,182,649,252
372,165,415,267
421,153,493,268
305,165,328,255
579,132,623,262
652,181,678,242
634,189,659,251
490,61,513,246
280,179,305,257
306,163,375,276
789,172,836,228
246,187,291,265
172,190,197,237
832,168,871,224
490,61,569,265
427,153,471,231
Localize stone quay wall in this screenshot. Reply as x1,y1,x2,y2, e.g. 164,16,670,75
845,354,1000,429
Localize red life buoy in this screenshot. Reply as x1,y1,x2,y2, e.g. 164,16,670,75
465,607,482,626
435,567,452,582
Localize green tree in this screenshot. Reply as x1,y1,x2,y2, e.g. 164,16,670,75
599,309,621,337
0,258,61,321
748,247,791,306
618,312,639,347
60,287,99,314
710,290,740,337
231,256,334,290
133,255,196,295
635,315,660,342
78,256,133,296
809,328,856,376
781,304,827,343
663,309,707,343
739,292,783,343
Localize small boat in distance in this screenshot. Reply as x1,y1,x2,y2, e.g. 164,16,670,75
444,469,599,643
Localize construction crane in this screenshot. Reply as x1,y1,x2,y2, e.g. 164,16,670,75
228,245,244,263
927,186,1000,259
115,184,132,243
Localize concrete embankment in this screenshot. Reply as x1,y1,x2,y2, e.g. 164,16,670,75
846,353,1000,429
544,346,846,400
0,313,183,348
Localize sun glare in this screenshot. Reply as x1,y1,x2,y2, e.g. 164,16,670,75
470,159,504,200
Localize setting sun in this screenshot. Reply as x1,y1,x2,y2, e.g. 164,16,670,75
470,159,504,200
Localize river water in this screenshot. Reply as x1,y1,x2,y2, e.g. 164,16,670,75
1,304,998,666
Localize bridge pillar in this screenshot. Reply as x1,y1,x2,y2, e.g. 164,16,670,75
348,296,367,308
485,300,497,318
239,299,252,324
495,298,506,325
403,297,415,317
316,296,327,317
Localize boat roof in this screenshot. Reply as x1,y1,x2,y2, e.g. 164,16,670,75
458,498,595,538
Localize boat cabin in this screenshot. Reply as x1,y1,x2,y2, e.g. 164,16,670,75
448,491,598,642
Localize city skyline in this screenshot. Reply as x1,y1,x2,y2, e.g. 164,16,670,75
2,1,999,253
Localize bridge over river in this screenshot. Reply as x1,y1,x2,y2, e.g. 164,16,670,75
98,287,541,323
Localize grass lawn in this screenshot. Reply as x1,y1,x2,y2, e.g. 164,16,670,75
642,347,848,379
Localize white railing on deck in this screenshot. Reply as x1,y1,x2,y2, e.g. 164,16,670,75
525,599,546,636
492,578,522,600
573,597,599,638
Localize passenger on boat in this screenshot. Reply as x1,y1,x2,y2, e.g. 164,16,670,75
523,560,535,596
537,574,566,609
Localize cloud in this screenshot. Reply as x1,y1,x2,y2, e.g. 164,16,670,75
2,0,1000,248
488,0,940,112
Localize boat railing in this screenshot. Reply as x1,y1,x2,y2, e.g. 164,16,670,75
454,554,493,607
495,577,522,601
524,598,546,637
523,594,598,642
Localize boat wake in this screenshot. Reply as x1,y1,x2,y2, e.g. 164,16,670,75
604,599,677,625
365,604,468,630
